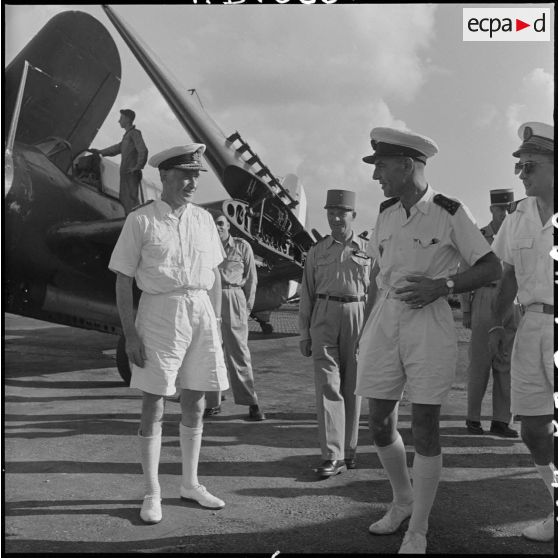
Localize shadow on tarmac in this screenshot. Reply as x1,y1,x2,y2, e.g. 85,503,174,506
5,475,553,555
4,313,553,555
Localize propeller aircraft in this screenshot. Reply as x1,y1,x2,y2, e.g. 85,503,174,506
4,8,315,384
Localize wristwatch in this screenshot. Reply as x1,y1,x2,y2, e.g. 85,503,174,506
445,277,455,295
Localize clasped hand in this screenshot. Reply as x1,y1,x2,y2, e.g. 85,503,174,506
395,275,444,309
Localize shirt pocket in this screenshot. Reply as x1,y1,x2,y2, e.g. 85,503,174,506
222,254,244,277
145,226,175,264
377,233,392,260
316,252,337,268
192,234,212,253
511,237,535,275
410,235,441,273
350,251,371,282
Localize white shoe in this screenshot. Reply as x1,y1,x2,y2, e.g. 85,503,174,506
522,513,554,542
398,531,427,554
140,495,162,524
180,484,225,509
369,502,413,535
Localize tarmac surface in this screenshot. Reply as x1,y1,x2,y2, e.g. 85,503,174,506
3,306,554,554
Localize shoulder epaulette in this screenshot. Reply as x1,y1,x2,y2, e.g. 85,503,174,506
433,194,461,215
379,197,400,213
130,199,154,212
234,237,250,247
508,198,527,214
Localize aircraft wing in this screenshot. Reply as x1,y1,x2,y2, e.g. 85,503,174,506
5,11,121,172
45,210,305,285
48,218,126,246
102,5,315,266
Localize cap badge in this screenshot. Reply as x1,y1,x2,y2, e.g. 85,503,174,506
523,126,533,140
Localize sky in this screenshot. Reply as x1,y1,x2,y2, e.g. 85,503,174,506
4,3,554,236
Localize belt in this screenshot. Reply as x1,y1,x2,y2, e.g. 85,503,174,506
316,293,366,303
524,303,554,315
153,287,206,297
222,285,241,289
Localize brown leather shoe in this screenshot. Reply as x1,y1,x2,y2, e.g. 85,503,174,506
490,421,519,438
316,459,347,478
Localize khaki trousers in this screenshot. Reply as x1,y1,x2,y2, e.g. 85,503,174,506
467,286,518,423
310,298,364,460
206,287,258,408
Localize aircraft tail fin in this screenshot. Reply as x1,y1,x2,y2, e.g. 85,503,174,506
5,11,121,171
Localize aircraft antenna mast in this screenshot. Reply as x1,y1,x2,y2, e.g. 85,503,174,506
188,87,229,141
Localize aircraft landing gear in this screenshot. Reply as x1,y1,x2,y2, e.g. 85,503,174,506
116,335,131,386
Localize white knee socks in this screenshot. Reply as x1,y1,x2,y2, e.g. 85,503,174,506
375,433,414,506
180,423,203,489
138,428,162,498
408,452,442,536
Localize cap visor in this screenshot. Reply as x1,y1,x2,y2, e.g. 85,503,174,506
172,165,207,172
512,145,553,158
362,154,376,164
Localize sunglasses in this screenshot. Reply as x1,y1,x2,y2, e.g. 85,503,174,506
514,161,546,175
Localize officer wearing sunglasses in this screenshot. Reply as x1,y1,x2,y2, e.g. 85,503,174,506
461,189,519,439
490,121,554,544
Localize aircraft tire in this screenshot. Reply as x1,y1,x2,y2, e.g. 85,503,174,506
261,323,274,335
116,335,132,386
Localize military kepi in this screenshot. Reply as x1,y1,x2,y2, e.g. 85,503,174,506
490,189,514,206
149,143,208,171
363,127,439,165
324,189,356,211
512,122,554,157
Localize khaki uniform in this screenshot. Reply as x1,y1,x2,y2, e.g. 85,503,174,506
461,223,518,423
206,235,259,408
492,197,553,416
101,126,148,214
299,233,370,460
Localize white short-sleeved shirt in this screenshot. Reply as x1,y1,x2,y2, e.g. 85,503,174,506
109,200,225,293
492,197,553,306
366,185,492,291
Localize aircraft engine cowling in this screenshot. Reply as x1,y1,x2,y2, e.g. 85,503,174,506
222,199,253,239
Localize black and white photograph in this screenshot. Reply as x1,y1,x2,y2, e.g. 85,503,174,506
4,2,555,554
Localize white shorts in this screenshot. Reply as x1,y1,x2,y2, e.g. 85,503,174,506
510,310,553,416
356,295,457,405
130,290,229,396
